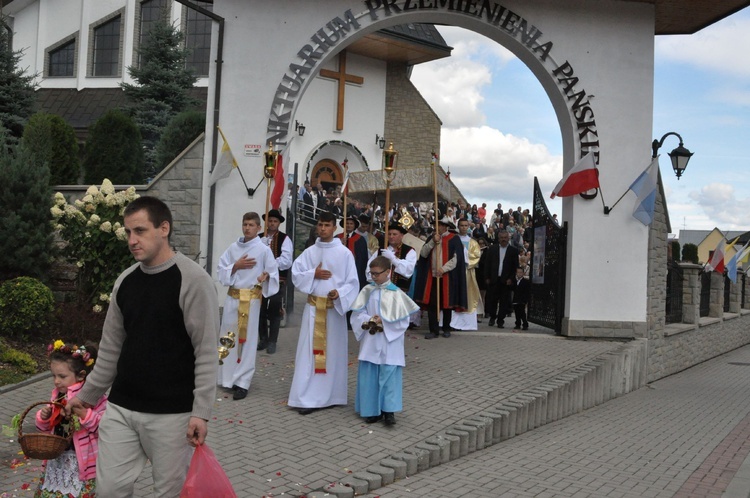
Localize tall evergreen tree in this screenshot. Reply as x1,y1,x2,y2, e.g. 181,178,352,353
121,17,199,181
0,130,53,281
0,17,37,142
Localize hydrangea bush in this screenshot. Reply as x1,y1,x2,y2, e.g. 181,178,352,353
51,179,138,312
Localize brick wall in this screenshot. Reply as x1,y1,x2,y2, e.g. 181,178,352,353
383,62,442,169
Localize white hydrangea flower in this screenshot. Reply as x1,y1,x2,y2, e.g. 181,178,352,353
54,223,64,231
85,204,96,213
126,187,138,200
113,222,121,230
100,221,112,233
82,194,94,204
86,185,99,196
64,204,78,216
115,227,127,241
100,179,115,195
105,194,118,206
74,199,85,208
54,192,66,206
99,293,111,303
50,206,63,218
90,214,101,224
76,261,84,268
93,304,103,313
85,231,91,238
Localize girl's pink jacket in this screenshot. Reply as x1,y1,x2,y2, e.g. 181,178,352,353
35,381,107,481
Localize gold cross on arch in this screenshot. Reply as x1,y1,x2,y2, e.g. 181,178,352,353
319,50,364,131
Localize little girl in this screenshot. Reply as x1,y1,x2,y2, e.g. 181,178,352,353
34,340,107,498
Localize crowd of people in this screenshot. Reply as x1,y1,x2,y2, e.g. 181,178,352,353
30,192,540,497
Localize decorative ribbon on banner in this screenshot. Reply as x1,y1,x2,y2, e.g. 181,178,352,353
307,294,334,373
228,285,263,360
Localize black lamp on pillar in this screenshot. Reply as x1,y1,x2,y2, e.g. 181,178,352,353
375,134,386,149
652,132,694,179
295,120,305,136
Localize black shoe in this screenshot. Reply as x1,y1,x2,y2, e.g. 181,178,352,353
522,325,529,330
298,408,318,415
383,412,396,426
232,387,248,400
424,332,439,339
442,331,451,338
266,343,276,354
497,322,504,329
257,342,267,351
515,323,522,329
365,414,383,424
488,318,496,326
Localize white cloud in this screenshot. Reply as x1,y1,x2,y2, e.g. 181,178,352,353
687,183,750,229
440,126,562,209
410,59,490,127
656,15,750,79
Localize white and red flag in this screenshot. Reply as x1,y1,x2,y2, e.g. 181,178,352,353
550,152,600,199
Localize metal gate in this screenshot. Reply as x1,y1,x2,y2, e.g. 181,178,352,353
528,177,567,334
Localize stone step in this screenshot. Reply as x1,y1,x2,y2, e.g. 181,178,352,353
313,338,649,497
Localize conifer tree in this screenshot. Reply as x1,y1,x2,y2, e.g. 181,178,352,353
121,17,199,180
83,109,144,185
0,18,37,142
0,130,53,281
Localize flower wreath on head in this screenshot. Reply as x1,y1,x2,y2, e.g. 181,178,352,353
47,340,95,367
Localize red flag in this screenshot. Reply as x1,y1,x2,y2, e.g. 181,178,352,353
550,152,600,199
270,154,284,209
707,238,727,273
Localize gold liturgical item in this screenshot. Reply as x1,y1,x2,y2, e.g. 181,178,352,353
218,330,236,365
362,318,384,335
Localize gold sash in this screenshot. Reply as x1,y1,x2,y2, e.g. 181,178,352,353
307,294,334,374
228,286,263,345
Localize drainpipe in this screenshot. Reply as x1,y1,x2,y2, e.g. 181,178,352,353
174,0,223,275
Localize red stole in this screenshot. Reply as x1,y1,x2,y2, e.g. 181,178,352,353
336,232,362,254
423,232,455,308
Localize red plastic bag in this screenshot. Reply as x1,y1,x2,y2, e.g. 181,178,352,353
180,444,237,498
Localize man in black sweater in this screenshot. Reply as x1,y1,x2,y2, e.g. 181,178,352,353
67,196,220,497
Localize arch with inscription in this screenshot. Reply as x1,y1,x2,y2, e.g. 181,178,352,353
266,4,600,172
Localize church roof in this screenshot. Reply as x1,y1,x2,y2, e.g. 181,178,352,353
348,23,452,65
34,87,208,139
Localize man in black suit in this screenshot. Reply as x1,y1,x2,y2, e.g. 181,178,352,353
483,231,519,328
301,182,315,222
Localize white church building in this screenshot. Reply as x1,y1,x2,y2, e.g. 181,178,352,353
7,0,750,379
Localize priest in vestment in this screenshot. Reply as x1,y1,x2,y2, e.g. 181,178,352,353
414,216,467,339
288,212,360,415
217,212,279,400
451,218,483,331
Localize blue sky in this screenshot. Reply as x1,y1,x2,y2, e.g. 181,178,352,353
411,8,750,234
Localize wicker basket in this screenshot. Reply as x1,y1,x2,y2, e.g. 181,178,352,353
17,401,72,460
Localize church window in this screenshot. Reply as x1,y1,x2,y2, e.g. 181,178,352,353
92,16,121,77
184,1,213,76
136,0,170,68
47,36,77,78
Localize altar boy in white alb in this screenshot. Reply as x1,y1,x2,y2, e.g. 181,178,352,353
217,212,279,400
351,256,420,426
288,212,360,415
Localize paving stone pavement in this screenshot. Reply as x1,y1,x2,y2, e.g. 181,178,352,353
365,343,750,497
0,309,625,497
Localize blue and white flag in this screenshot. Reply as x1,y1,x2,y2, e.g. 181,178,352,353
630,157,659,225
727,242,750,283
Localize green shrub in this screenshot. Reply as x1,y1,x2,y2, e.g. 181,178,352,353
0,277,55,337
83,109,144,185
22,112,80,185
0,342,37,374
683,243,699,264
154,110,205,170
671,240,681,262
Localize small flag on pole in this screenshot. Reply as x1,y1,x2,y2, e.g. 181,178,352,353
629,157,659,225
726,241,750,283
340,159,350,196
209,127,239,186
550,152,600,199
270,154,285,209
706,238,728,273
